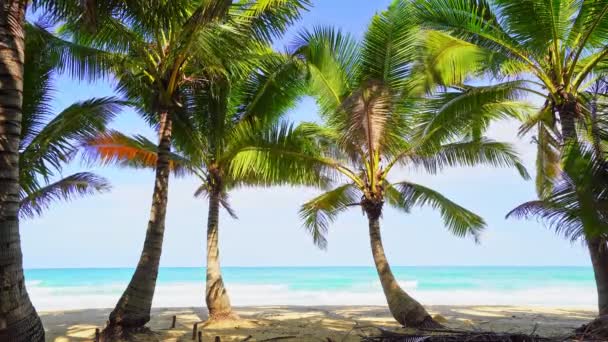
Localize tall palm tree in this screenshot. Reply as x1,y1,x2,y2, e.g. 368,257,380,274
414,0,608,315
83,52,323,321
61,0,309,333
0,3,41,338
291,2,529,328
0,11,117,339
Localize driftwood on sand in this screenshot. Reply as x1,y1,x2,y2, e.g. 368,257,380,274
360,326,553,342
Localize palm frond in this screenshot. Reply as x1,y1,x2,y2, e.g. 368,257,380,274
507,200,586,243
291,26,359,115
393,181,485,241
20,172,110,219
341,80,391,154
224,121,334,188
20,97,124,190
418,81,532,143
232,0,310,43
27,21,121,81
358,0,418,90
300,184,362,249
509,141,608,242
235,53,307,123
81,131,191,176
411,138,530,179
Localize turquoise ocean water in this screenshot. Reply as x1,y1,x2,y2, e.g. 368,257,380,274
25,267,596,310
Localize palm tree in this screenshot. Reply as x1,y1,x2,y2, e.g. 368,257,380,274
414,0,608,315
60,0,309,333
291,2,529,328
0,13,118,339
508,142,608,314
83,51,322,321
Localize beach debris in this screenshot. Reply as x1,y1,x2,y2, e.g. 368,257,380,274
432,314,448,324
259,335,298,341
215,336,221,342
198,331,203,342
572,315,608,341
171,315,176,329
192,322,198,340
360,326,552,342
240,335,253,341
95,328,100,342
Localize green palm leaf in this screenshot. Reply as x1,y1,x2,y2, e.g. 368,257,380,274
410,138,530,179
392,181,485,241
299,184,362,249
20,172,110,219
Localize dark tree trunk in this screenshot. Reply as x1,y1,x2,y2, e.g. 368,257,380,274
205,188,236,320
0,1,45,341
104,110,173,335
557,92,579,143
363,200,439,328
588,237,608,315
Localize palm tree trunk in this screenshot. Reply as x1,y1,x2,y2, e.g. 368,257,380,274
364,203,439,328
205,189,235,320
557,92,579,142
105,110,173,333
587,237,608,315
0,1,45,341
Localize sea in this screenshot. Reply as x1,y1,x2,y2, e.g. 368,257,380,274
25,266,596,311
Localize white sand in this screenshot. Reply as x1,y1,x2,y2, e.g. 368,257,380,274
40,305,595,341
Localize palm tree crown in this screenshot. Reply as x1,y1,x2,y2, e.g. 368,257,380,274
292,3,529,249
414,0,608,196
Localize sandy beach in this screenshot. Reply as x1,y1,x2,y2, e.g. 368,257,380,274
41,305,595,341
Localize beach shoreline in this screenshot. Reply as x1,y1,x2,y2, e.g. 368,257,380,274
42,304,595,341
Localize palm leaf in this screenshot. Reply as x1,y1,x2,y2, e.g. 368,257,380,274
224,121,334,188
393,181,485,241
300,184,362,249
410,138,530,179
81,131,191,176
20,172,110,219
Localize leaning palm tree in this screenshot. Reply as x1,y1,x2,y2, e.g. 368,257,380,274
291,2,529,328
83,51,322,322
61,0,309,333
414,0,608,315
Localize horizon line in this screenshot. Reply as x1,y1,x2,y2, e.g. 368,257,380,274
24,264,591,270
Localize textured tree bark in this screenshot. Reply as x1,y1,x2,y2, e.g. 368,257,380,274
0,1,45,341
205,189,235,320
104,110,173,335
587,237,608,316
557,92,579,143
365,201,439,328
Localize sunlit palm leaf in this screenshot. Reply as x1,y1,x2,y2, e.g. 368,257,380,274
225,121,333,188
82,131,191,176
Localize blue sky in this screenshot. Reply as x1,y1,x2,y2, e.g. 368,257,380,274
21,0,589,268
